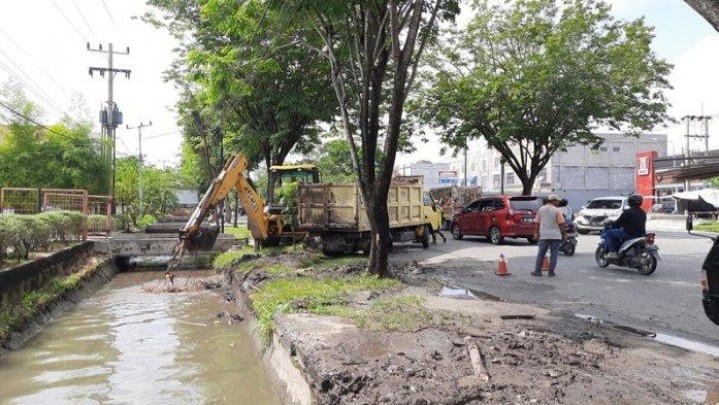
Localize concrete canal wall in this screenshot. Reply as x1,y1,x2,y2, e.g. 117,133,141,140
0,242,94,308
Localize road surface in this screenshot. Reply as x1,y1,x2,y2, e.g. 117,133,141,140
390,220,719,349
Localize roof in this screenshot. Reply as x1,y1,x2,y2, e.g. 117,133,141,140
671,189,719,208
269,164,318,171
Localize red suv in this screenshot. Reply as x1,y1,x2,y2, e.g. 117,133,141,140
450,196,543,244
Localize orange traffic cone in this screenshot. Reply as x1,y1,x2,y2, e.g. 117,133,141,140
541,256,551,272
496,254,511,276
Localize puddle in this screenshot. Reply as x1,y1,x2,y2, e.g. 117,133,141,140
654,333,719,358
574,314,719,358
610,324,656,338
683,389,706,403
439,286,502,301
439,286,476,298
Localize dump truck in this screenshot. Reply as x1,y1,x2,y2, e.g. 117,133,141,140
298,177,443,254
429,185,482,230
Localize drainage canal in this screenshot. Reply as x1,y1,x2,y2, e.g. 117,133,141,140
0,269,280,404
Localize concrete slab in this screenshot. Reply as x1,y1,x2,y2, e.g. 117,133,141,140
90,233,236,257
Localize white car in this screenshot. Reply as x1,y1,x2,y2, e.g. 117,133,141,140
574,196,628,235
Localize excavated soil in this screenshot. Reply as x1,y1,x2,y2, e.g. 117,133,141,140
236,254,719,405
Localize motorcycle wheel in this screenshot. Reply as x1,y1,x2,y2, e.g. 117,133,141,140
595,246,609,268
636,253,657,275
563,244,576,256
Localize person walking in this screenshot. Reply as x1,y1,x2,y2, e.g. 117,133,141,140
531,194,568,277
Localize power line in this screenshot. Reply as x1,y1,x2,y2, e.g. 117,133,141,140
100,0,119,29
0,26,73,99
49,0,88,41
0,58,64,117
0,99,99,148
70,0,96,37
143,130,182,140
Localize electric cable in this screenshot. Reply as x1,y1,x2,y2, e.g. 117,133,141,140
0,99,101,149
49,0,89,41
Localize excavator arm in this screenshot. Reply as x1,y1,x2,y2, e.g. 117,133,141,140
168,153,268,270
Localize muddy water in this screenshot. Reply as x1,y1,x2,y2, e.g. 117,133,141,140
0,271,281,405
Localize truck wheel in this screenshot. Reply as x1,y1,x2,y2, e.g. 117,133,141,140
451,223,463,240
489,227,504,245
422,226,430,249
259,237,280,248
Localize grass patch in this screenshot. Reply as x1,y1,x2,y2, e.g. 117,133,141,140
297,253,367,271
695,221,719,232
225,225,252,240
356,295,431,332
251,275,400,345
212,246,258,271
0,260,102,343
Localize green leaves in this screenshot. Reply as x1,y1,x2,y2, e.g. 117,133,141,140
417,0,672,194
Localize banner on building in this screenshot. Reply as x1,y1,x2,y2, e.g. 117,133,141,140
438,170,458,185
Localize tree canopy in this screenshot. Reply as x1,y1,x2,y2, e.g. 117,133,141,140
145,0,337,194
415,0,673,194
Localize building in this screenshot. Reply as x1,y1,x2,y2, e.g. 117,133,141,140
395,162,460,190
464,133,667,210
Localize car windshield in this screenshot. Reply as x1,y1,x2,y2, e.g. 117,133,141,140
509,197,542,211
586,199,623,209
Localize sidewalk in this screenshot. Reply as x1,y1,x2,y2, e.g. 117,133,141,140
646,214,688,232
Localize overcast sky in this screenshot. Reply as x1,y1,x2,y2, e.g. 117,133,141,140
0,0,717,169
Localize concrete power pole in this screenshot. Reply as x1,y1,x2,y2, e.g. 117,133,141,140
87,43,131,201
126,121,152,216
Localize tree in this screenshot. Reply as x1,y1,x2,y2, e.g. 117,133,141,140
0,81,106,193
278,0,460,276
145,0,336,193
416,0,672,195
313,138,358,183
684,0,719,32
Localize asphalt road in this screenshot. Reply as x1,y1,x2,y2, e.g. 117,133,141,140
389,221,719,349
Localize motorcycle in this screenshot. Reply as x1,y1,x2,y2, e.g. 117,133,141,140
686,215,719,326
560,223,578,256
595,221,660,275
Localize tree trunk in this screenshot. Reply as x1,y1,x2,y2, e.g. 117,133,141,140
684,0,719,33
367,199,391,276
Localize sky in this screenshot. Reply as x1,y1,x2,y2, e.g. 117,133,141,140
0,0,181,167
0,0,717,169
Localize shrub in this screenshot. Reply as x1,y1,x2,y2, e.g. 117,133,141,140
17,215,53,254
136,214,157,231
0,215,24,261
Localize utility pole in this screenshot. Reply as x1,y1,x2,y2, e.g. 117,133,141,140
126,121,152,216
88,42,131,202
681,114,712,191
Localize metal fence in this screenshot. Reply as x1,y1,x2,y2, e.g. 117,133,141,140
0,188,113,238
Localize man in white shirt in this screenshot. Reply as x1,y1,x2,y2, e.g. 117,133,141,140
531,194,568,277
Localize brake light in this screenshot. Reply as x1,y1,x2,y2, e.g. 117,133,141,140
646,234,655,244
701,270,708,291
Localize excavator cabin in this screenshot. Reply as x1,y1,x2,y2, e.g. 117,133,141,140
168,155,320,270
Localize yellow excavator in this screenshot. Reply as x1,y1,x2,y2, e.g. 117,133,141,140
167,153,320,271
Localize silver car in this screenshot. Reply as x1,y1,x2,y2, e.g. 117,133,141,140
574,196,628,234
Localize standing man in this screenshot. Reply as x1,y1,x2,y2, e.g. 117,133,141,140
532,194,567,277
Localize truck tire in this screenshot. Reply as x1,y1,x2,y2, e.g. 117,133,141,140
422,225,430,249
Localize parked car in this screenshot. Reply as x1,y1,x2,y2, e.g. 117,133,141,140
652,200,676,214
574,196,627,235
450,195,543,244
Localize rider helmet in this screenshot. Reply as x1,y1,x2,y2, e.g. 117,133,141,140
627,194,643,207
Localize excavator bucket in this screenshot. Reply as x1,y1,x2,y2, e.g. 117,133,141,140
189,226,220,251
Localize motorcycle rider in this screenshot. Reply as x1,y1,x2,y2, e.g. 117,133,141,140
604,194,647,259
